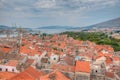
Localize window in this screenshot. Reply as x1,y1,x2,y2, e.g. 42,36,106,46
96,70,97,73
48,61,50,64
0,68,2,71
12,69,14,72
53,58,56,60
6,69,8,71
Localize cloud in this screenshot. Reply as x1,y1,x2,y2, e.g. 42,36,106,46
31,0,120,15
33,0,119,9
0,0,119,14
34,0,56,9
0,0,120,27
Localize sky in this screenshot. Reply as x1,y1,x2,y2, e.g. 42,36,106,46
0,0,120,28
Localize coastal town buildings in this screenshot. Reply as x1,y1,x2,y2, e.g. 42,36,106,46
0,33,120,80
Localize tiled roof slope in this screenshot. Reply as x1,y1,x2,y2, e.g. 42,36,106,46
75,61,90,73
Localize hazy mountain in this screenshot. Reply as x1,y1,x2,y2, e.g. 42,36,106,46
1,17,120,33
0,25,13,30
0,25,32,31
85,17,120,29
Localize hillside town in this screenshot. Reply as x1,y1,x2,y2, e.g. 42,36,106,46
1,0,120,79
83,27,120,40
0,31,120,80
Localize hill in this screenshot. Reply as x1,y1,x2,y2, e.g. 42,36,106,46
84,17,120,30
0,25,13,30
0,25,32,31
61,31,120,51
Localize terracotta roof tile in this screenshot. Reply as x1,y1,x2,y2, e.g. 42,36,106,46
10,67,44,80
113,56,120,61
6,60,18,67
0,72,16,80
51,64,75,72
1,47,11,53
105,72,115,78
40,70,70,80
105,56,113,65
75,61,90,73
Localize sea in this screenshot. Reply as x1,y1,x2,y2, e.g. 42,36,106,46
33,28,73,34
0,28,75,37
0,34,17,38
